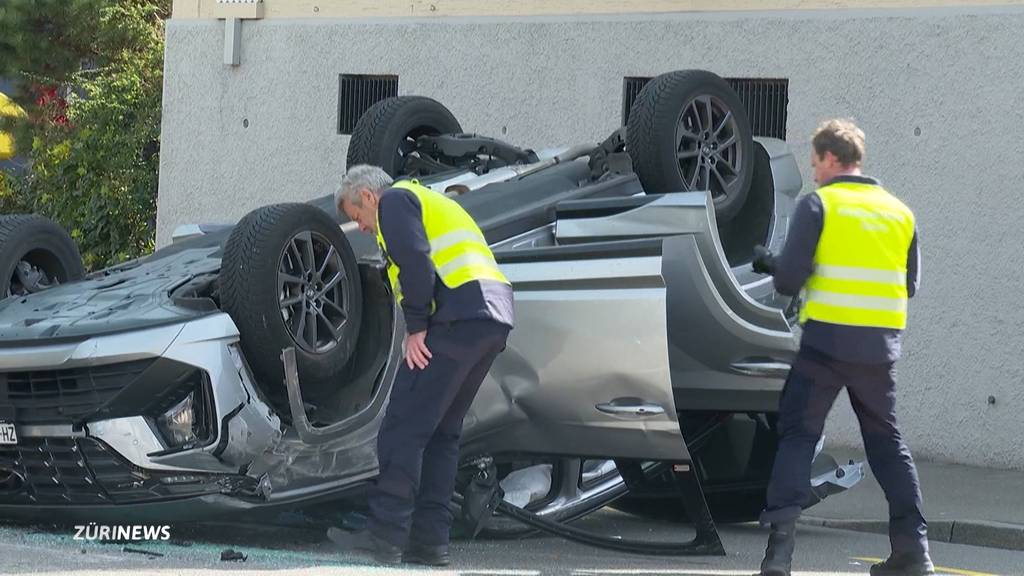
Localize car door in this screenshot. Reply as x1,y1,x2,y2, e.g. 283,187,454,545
459,185,798,464
459,228,689,462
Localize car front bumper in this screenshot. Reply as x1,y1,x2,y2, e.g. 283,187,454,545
0,314,283,516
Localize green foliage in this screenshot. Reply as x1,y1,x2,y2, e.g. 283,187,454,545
0,0,170,270
0,0,108,83
0,171,30,214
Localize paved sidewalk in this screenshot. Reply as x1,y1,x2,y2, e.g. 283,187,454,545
802,447,1024,551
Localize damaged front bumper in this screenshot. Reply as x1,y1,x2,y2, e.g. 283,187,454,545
0,314,289,521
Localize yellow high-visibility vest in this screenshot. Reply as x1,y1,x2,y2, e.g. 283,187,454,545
800,180,915,330
0,92,28,161
375,180,509,306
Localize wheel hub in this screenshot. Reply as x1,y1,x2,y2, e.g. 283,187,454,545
278,231,349,354
674,94,744,200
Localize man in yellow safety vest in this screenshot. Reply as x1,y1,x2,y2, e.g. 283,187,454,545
330,164,513,566
752,119,932,576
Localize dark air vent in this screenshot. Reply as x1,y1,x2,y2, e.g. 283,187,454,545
338,74,399,135
0,437,224,505
622,76,789,140
621,76,652,128
727,78,789,140
0,359,155,425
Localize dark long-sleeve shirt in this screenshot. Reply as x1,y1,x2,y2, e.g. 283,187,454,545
377,187,514,334
773,175,920,363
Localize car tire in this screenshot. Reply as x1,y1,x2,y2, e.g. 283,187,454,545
219,203,363,414
0,214,85,298
346,96,463,177
626,70,754,223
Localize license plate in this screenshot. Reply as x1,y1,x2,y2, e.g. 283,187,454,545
0,422,16,445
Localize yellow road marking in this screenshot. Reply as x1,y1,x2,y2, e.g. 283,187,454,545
854,557,999,576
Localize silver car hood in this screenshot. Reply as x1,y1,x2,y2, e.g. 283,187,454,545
0,244,223,343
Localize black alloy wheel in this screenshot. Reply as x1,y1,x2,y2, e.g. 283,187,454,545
278,231,353,354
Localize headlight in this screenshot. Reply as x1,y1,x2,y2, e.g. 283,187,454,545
157,392,198,447
150,371,215,451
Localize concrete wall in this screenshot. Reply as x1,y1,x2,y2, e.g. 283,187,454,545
170,0,1024,19
157,6,1024,469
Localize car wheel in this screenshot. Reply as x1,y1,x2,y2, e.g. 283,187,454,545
626,70,754,223
0,214,85,299
346,96,463,177
219,203,363,414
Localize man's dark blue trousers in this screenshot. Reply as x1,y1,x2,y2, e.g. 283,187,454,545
368,319,509,548
761,345,929,557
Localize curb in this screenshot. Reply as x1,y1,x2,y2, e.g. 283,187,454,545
799,517,1024,552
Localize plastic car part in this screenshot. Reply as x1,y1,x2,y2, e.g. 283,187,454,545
807,453,865,506
499,463,553,508
627,70,754,223
0,214,84,298
279,325,400,445
220,549,247,562
123,547,164,558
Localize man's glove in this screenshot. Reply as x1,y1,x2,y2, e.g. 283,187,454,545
752,245,776,275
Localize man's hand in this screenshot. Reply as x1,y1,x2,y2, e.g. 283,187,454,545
752,245,777,275
404,330,432,370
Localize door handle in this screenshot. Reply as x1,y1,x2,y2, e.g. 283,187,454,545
730,360,791,378
596,399,665,417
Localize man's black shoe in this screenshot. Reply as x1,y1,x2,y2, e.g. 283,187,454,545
758,520,796,576
326,527,402,565
870,552,936,576
403,542,450,566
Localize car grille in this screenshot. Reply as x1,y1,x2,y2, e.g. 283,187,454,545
0,360,154,425
0,437,220,506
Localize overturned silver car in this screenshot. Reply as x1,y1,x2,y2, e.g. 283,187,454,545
0,70,860,541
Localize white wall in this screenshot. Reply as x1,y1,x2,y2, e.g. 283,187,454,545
157,6,1024,469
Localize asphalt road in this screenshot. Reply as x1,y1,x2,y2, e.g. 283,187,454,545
1,508,1020,576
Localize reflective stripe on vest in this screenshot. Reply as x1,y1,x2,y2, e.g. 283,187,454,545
799,181,915,330
375,180,510,306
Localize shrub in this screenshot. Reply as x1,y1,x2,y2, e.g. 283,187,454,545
0,0,169,270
